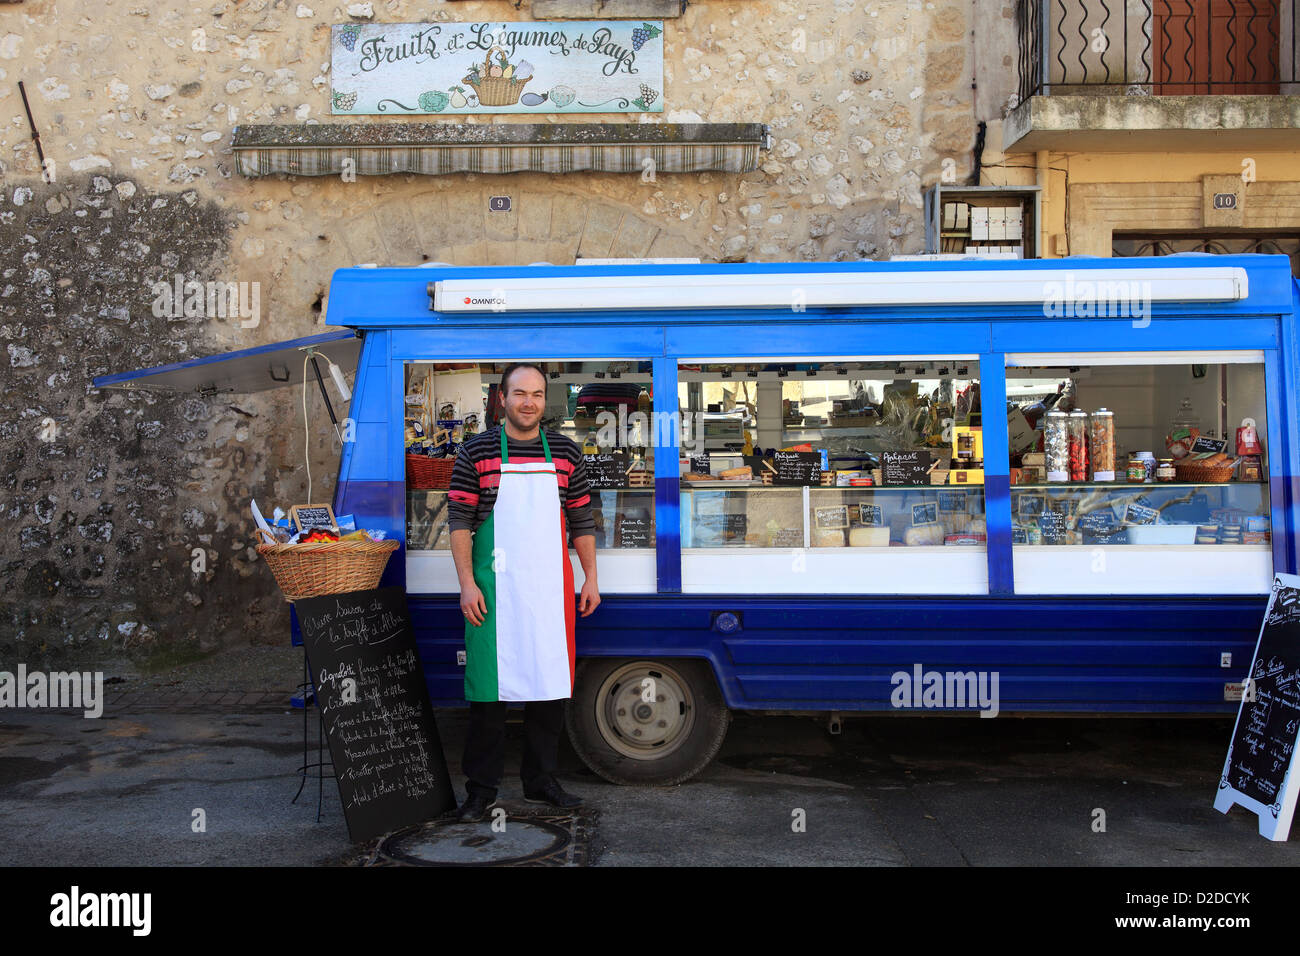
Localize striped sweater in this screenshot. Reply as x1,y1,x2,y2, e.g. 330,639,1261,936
447,426,596,540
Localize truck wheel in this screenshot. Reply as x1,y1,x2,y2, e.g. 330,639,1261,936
566,658,730,786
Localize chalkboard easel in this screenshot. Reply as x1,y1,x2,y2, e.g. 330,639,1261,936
295,587,456,842
1215,572,1300,841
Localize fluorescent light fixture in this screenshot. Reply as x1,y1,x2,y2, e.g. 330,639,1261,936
431,267,1248,313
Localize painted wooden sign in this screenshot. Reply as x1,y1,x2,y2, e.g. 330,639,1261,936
330,21,665,115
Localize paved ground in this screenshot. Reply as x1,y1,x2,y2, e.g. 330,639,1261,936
1,649,1296,866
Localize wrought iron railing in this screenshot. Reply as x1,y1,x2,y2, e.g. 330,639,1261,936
1016,0,1299,101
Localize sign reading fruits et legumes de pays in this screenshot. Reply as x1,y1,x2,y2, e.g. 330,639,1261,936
330,21,664,115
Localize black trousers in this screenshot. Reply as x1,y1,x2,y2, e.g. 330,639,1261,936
462,699,564,799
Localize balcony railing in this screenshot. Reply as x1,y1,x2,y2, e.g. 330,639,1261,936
1016,0,1299,102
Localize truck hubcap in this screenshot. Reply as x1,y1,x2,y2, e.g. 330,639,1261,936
595,662,695,761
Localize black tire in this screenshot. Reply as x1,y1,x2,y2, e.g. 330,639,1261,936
566,657,731,786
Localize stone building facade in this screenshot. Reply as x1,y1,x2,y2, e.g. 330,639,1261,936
0,0,983,662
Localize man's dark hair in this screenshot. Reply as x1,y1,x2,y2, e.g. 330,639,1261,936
499,362,547,398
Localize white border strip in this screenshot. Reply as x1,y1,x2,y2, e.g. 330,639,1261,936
1006,349,1265,367
433,267,1248,313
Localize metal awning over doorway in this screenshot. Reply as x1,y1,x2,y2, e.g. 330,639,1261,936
231,122,771,177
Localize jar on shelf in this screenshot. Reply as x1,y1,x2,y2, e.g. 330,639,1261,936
1127,457,1147,483
1088,408,1115,481
1045,410,1069,482
1067,410,1089,482
1135,451,1156,483
1156,458,1176,482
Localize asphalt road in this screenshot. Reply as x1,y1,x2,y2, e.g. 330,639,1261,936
1,703,1295,866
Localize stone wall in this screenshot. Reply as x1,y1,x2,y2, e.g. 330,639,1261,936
0,0,978,660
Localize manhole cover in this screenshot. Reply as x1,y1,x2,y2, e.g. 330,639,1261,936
358,807,600,867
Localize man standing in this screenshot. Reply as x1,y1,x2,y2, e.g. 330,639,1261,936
448,362,600,822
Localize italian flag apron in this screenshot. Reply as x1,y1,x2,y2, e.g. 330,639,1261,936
464,429,576,702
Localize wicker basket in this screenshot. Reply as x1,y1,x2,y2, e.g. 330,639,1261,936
256,532,399,602
466,46,531,106
407,453,457,490
1175,458,1237,484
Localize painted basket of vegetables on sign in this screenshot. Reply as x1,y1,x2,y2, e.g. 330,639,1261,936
330,21,664,114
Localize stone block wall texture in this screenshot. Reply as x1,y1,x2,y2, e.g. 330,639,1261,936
0,0,976,661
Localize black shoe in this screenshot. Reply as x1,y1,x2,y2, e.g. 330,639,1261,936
522,778,582,809
457,791,498,823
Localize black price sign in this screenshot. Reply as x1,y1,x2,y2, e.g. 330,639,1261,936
772,450,822,486
881,450,932,487
857,503,883,527
688,454,711,475
814,505,849,530
1125,503,1160,525
1190,436,1228,455
1079,509,1126,544
294,587,456,843
1039,509,1068,544
584,451,630,489
938,491,967,514
696,513,748,540
290,503,336,532
911,502,938,526
617,514,652,548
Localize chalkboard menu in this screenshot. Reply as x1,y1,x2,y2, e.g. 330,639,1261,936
695,513,747,541
688,454,711,474
1191,436,1229,455
1079,509,1126,545
295,587,455,842
617,514,652,548
1039,509,1068,545
1216,574,1300,840
1124,503,1159,525
880,450,932,487
772,528,804,548
771,450,822,486
857,503,883,527
584,451,630,489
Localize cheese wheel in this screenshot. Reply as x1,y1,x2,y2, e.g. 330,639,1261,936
848,526,890,547
812,528,845,547
903,524,945,546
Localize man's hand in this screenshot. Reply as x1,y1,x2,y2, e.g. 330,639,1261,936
461,581,487,627
578,577,601,617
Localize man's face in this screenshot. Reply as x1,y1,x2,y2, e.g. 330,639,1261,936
502,367,546,432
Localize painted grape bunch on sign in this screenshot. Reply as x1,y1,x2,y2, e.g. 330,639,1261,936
338,23,360,51
634,83,658,110
630,22,662,50
332,90,358,111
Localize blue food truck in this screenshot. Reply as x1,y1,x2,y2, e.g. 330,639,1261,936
96,254,1300,784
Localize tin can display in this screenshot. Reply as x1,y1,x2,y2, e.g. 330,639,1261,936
1088,408,1115,481
1135,451,1156,482
1156,458,1176,482
1127,458,1146,483
1044,410,1069,482
1067,410,1089,482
